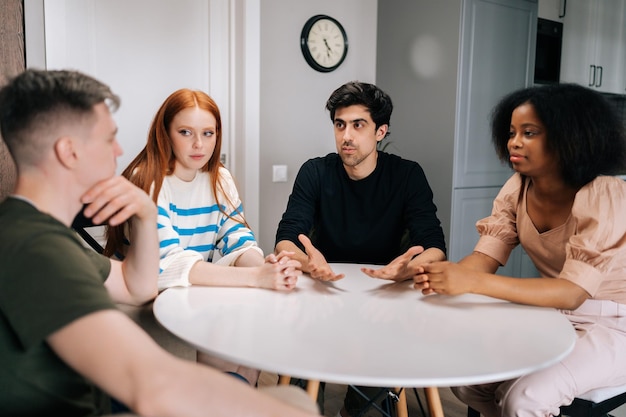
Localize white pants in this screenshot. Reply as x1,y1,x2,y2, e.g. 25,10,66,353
452,299,626,417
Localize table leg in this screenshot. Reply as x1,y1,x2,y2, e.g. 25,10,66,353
425,387,444,417
278,375,291,385
306,380,320,400
394,388,408,417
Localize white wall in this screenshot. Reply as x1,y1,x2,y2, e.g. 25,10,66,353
257,0,378,253
34,0,225,175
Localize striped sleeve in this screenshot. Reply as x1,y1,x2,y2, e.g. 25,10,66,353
213,169,262,264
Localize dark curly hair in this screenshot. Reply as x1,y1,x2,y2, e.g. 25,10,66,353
491,83,626,188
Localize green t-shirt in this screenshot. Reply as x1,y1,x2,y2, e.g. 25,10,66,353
0,197,115,416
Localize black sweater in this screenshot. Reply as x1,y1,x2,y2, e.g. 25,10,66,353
275,152,446,265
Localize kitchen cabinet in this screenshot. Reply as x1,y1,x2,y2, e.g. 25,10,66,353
377,0,538,276
560,0,626,94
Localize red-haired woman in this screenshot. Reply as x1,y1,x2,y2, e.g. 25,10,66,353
105,89,301,385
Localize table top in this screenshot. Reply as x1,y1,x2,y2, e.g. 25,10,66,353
154,263,576,387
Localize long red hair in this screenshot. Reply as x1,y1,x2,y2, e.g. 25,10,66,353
104,89,241,257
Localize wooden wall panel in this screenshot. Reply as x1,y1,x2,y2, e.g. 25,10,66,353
0,0,24,200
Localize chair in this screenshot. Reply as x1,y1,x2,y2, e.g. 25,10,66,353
344,385,435,417
71,206,104,254
559,384,626,417
279,375,437,417
347,385,407,417
466,383,626,417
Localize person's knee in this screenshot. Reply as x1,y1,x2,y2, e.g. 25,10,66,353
499,383,561,417
500,365,576,417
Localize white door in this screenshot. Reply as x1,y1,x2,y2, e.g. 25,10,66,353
453,0,536,189
32,0,226,173
24,0,261,228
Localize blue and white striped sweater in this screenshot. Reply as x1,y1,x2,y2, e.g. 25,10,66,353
156,169,261,289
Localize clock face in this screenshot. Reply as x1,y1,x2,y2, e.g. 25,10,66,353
301,15,348,72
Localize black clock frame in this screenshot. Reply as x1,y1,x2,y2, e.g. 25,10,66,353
300,14,348,73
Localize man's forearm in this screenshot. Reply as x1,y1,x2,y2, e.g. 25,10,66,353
123,216,160,302
275,240,310,272
411,247,446,265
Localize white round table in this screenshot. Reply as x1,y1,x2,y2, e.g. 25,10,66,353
154,263,576,416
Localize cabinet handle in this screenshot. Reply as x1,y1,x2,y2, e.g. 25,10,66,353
589,65,596,87
596,66,603,87
559,0,567,18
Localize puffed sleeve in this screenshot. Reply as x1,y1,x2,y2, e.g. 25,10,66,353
473,174,523,266
560,177,626,296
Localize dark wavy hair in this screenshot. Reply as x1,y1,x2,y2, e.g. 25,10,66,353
325,81,393,137
491,83,626,188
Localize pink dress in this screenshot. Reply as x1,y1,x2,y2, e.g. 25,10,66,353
453,173,626,417
475,173,626,303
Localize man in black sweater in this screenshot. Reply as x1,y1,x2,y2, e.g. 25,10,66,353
275,81,446,282
274,81,447,417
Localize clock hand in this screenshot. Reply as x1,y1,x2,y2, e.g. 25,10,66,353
323,38,332,57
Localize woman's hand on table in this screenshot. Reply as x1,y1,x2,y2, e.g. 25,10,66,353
260,251,302,291
298,234,345,281
413,261,472,295
361,246,425,281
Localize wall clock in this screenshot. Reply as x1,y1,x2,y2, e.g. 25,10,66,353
300,14,348,73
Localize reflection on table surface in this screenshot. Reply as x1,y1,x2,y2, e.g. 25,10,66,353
154,263,575,387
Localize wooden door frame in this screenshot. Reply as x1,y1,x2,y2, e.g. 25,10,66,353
0,0,23,200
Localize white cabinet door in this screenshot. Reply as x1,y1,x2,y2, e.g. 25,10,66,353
559,0,596,86
450,187,538,278
594,0,626,94
560,0,626,94
454,0,536,189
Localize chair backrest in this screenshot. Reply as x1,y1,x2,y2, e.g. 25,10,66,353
71,206,104,254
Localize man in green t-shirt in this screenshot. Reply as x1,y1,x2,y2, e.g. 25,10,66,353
0,69,318,417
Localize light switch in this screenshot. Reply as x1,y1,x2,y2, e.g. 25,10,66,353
272,165,288,182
